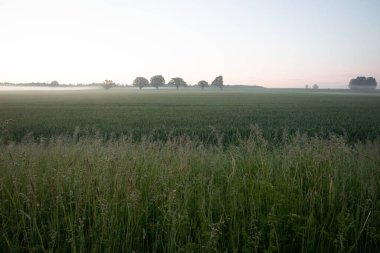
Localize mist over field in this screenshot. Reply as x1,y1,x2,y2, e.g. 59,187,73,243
1,0,379,87
1,0,380,252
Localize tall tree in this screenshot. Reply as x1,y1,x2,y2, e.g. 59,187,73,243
168,77,187,89
133,77,149,90
150,75,165,90
198,80,209,90
211,76,223,90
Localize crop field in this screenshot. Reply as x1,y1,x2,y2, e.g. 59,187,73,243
1,88,380,143
0,88,380,252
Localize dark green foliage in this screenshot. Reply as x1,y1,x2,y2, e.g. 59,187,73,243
168,77,187,89
150,75,165,89
349,76,377,90
1,89,380,144
211,76,223,89
198,80,209,89
133,77,149,89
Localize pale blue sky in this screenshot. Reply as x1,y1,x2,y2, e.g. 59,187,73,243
0,0,379,87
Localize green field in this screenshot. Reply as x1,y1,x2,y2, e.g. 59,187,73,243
1,88,380,252
1,88,380,143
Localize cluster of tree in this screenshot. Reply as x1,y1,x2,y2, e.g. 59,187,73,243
349,76,377,90
0,81,61,87
132,75,224,90
197,76,224,90
101,80,116,90
132,76,168,90
305,84,319,89
0,81,112,87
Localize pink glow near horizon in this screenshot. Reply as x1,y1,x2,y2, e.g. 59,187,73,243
0,0,379,88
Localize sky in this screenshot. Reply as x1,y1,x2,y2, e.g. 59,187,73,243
0,0,379,88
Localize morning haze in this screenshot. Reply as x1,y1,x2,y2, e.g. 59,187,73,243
1,1,380,252
0,0,379,87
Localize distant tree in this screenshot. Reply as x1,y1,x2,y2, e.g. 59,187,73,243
349,76,377,90
168,77,187,89
305,84,309,89
150,75,165,90
211,76,223,89
312,84,319,89
50,80,59,87
198,80,209,89
102,80,116,90
133,77,149,90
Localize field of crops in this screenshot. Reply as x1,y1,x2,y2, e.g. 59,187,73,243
1,88,380,252
1,88,380,143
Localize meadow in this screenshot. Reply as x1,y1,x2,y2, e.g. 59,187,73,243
0,88,379,252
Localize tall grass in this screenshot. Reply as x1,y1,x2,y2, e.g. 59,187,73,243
0,129,379,252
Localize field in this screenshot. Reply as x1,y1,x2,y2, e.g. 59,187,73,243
1,88,380,143
0,88,380,252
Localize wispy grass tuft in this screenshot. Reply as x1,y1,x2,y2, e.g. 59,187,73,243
0,130,379,252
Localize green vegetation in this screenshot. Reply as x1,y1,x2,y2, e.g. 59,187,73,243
150,75,166,90
101,80,116,90
349,76,377,90
198,80,209,89
0,89,380,252
211,76,224,90
168,77,188,89
1,89,380,143
133,77,150,90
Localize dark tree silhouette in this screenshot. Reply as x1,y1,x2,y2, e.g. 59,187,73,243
50,80,59,87
312,84,319,89
349,76,377,90
150,75,165,90
211,76,223,89
102,80,115,90
198,80,209,89
168,77,187,89
133,77,149,90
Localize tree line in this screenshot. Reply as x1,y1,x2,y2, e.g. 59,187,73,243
2,75,377,90
128,75,223,90
0,77,224,90
304,76,377,90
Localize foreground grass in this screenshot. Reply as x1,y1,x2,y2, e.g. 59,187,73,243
0,130,379,252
